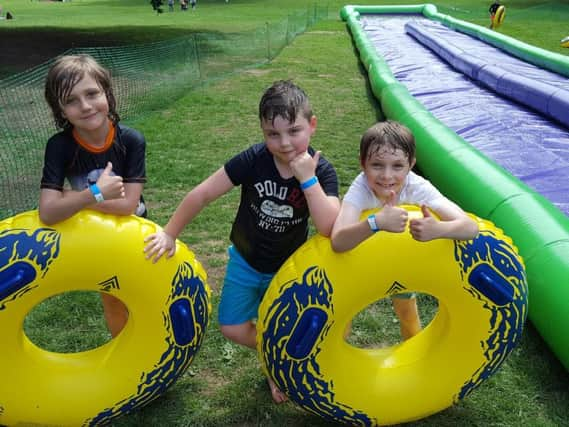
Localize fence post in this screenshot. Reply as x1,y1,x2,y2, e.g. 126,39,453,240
266,22,271,61
193,34,203,80
185,36,191,64
313,3,317,25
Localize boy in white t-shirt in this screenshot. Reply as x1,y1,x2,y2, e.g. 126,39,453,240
331,120,478,340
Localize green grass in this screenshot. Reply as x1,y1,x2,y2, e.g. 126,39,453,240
24,291,110,352
6,0,569,426
0,0,567,64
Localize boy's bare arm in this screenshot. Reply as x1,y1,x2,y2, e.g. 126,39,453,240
409,204,479,241
165,167,234,238
303,187,340,237
89,182,143,216
330,203,373,252
144,167,235,262
331,191,408,252
290,150,340,236
39,162,125,225
39,188,100,225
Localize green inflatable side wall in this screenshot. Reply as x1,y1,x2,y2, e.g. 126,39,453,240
341,4,569,370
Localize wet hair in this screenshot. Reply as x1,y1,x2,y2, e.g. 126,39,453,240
258,80,313,125
360,120,416,165
44,54,119,129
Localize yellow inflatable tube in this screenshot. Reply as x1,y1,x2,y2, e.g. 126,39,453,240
491,5,506,29
0,210,211,426
257,205,528,426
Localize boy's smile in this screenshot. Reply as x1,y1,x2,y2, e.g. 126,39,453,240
261,115,317,169
362,146,415,203
61,75,110,142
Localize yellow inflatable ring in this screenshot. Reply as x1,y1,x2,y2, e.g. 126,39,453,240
561,36,569,48
0,210,211,426
257,205,527,426
492,5,506,28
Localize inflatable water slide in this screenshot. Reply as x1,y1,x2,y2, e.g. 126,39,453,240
341,4,569,370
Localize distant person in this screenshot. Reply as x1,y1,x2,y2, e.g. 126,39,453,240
489,1,501,28
42,54,148,338
489,1,501,16
190,0,196,10
168,0,174,12
144,80,340,403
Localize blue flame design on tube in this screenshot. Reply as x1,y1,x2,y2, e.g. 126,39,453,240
454,230,528,400
0,228,60,310
87,261,209,426
261,266,374,426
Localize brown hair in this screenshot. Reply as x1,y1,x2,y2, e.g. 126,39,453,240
360,120,416,165
259,80,313,125
44,54,119,129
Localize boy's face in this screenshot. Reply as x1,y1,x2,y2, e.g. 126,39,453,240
362,145,415,203
61,74,109,135
261,114,317,167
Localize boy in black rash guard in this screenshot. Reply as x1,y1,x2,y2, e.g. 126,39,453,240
144,80,340,403
41,54,147,338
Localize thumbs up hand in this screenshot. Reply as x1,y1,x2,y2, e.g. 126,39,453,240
96,162,125,200
376,191,408,233
410,204,438,241
290,150,320,184
385,190,397,207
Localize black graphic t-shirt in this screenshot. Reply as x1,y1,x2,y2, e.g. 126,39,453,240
225,143,338,273
40,124,147,216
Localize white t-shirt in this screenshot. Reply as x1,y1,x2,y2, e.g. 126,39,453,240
343,171,456,212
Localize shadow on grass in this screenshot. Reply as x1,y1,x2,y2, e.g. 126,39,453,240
0,26,230,79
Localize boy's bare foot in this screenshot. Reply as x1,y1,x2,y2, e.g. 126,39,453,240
267,377,288,404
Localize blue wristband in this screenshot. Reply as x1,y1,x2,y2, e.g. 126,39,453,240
367,214,380,233
300,176,318,191
89,184,104,203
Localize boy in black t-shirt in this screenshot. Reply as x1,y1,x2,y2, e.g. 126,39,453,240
144,80,340,403
41,54,147,338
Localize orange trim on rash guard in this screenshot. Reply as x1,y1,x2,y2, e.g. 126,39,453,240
72,121,116,153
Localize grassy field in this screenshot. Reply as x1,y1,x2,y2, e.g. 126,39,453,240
0,0,567,77
3,0,569,426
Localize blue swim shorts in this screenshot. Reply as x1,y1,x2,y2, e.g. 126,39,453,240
218,245,275,326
